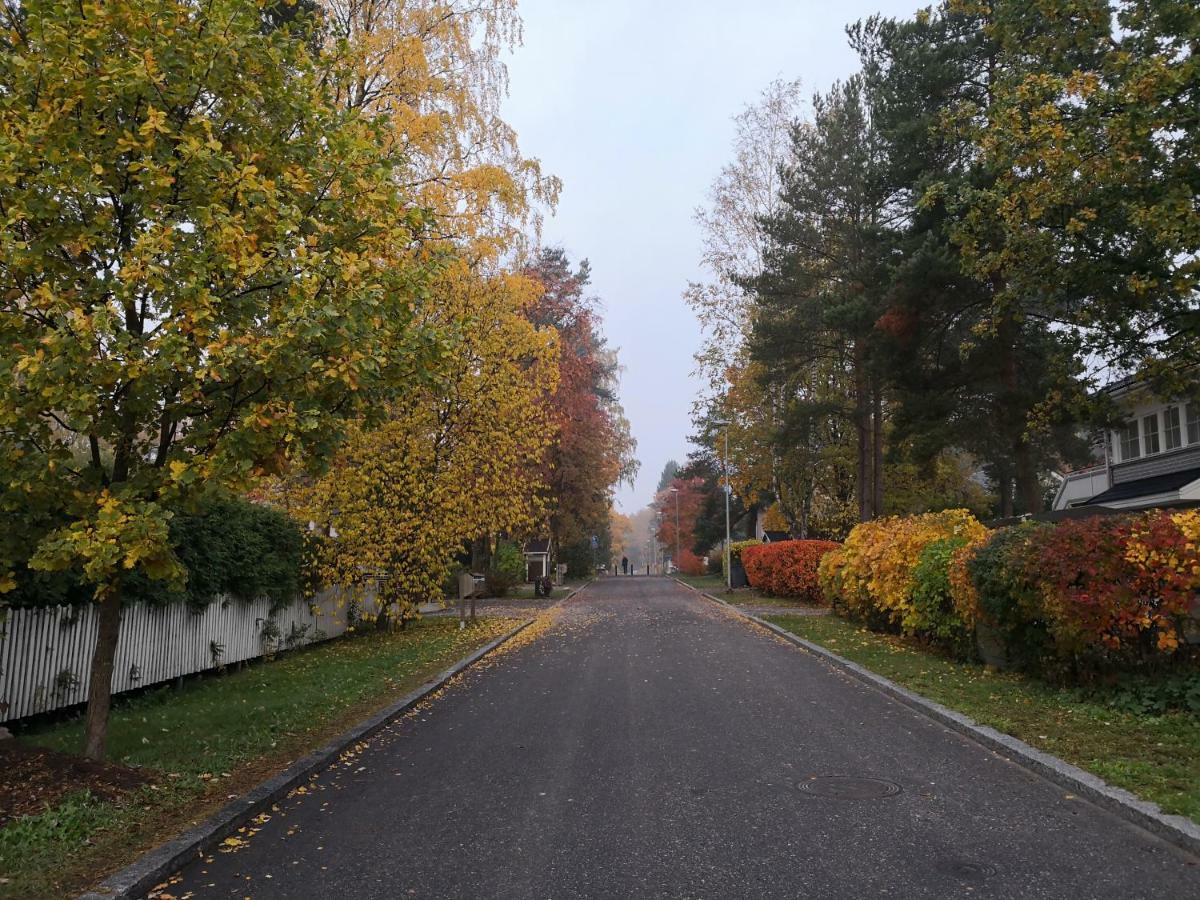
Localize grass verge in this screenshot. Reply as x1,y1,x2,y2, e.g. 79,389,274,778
732,592,824,609
675,575,821,610
0,617,517,900
765,613,1200,823
675,574,726,592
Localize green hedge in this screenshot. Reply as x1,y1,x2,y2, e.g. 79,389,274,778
909,536,972,655
3,495,306,610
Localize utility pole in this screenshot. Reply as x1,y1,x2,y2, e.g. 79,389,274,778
670,486,680,574
712,420,732,590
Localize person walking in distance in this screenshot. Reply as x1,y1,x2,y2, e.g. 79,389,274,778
621,556,629,575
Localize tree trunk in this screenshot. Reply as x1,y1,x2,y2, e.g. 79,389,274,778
872,381,885,518
1014,440,1041,515
82,590,122,761
470,537,488,573
998,471,1014,518
853,342,871,522
996,310,1041,515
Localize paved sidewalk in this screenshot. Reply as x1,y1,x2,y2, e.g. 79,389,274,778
158,577,1199,899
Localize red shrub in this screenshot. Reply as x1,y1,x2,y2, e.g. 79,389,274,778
676,547,706,576
741,540,842,603
1024,510,1198,667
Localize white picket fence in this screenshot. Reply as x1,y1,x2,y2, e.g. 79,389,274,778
0,590,351,723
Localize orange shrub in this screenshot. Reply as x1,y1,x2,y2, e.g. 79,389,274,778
742,540,841,603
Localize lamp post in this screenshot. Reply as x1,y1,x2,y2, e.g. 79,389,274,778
669,486,680,575
712,420,732,590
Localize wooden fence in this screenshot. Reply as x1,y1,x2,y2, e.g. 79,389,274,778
0,590,350,724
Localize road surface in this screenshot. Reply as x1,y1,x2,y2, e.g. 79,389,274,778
160,577,1199,898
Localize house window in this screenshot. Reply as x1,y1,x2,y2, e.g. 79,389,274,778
1165,406,1182,450
1143,414,1161,455
1189,403,1200,446
1119,421,1141,461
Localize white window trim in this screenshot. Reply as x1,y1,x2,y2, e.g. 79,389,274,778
1115,403,1200,464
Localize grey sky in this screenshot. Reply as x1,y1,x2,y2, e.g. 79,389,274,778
502,0,920,512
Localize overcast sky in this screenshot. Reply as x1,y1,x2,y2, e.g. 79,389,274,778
502,0,920,513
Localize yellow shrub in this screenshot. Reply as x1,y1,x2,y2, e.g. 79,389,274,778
826,509,988,629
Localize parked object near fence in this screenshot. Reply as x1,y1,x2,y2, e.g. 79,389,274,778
0,590,350,724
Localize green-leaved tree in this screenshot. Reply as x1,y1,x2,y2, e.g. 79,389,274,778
0,0,437,758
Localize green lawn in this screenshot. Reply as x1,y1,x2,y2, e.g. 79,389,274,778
1,617,517,900
678,576,821,609
732,592,824,609
675,574,726,591
765,614,1200,823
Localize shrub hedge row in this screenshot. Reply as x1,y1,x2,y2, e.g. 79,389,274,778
818,508,1200,678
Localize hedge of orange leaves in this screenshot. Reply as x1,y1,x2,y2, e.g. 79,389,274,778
741,539,842,604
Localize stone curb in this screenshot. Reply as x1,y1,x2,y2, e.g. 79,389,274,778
78,617,538,900
672,577,1200,858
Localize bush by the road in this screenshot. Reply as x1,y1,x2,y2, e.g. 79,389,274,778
910,536,975,655
741,539,840,603
821,507,1199,679
485,542,526,596
819,509,987,633
958,510,1200,676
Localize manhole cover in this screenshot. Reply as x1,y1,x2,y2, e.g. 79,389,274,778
935,860,998,881
796,776,902,800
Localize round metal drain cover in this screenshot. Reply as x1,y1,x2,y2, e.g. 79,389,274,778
797,776,902,800
935,860,998,881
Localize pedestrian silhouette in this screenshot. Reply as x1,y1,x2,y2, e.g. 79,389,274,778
621,556,628,575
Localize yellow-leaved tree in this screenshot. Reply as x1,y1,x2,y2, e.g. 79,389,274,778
321,0,560,261
284,262,557,625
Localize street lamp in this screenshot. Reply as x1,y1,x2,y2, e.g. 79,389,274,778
669,486,680,575
712,419,732,590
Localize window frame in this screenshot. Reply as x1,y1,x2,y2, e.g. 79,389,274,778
1164,406,1182,450
1143,413,1161,455
1119,420,1141,461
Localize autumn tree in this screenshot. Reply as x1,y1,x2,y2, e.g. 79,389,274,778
674,448,750,557
685,78,804,400
608,509,634,568
525,249,638,575
319,0,559,262
0,0,435,759
653,476,708,575
283,262,557,625
952,0,1198,399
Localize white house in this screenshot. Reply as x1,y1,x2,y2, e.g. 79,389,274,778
1053,378,1200,511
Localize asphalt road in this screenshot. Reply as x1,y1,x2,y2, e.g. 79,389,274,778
160,577,1199,899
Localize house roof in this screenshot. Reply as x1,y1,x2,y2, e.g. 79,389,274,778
1087,467,1200,505
523,538,551,554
